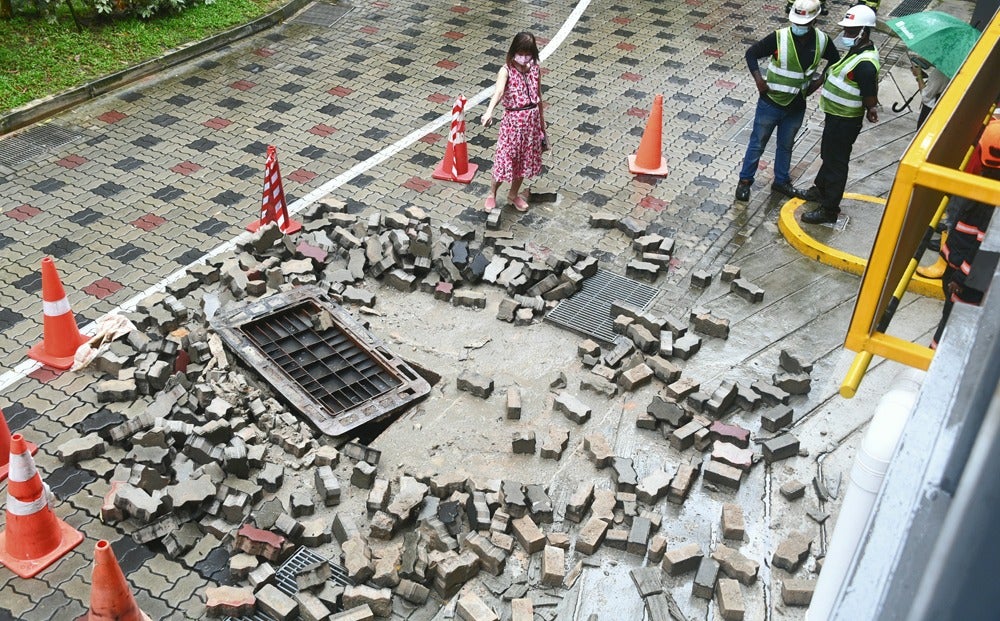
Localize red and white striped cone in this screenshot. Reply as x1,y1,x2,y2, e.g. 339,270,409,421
0,433,84,578
26,256,90,370
432,95,478,183
0,408,38,482
246,145,302,234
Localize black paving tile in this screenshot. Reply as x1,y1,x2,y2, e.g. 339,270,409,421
318,103,346,117
192,545,232,583
195,217,231,235
347,173,375,188
383,72,408,83
299,145,327,160
181,76,209,88
40,238,81,258
92,181,126,198
228,165,258,180
578,122,602,134
199,59,221,70
289,65,314,77
371,108,396,120
12,272,41,294
67,207,103,225
166,94,194,106
110,537,158,576
299,50,322,61
278,82,306,95
113,156,145,171
132,134,163,149
363,128,389,142
217,97,247,110
243,62,265,73
243,140,270,155
376,89,403,100
74,409,128,442
150,113,181,127
32,178,66,193
188,138,219,152
431,76,457,86
175,248,207,265
118,91,143,102
151,185,186,202
108,243,147,264
270,100,295,113
409,152,438,167
336,68,361,80
256,121,284,133
48,465,98,500
210,190,244,207
581,191,611,207
0,232,13,251
1,403,41,432
0,308,25,331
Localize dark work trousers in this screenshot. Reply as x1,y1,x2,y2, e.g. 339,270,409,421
931,266,985,348
813,113,863,212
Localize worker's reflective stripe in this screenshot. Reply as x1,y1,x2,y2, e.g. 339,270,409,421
961,260,972,275
7,492,46,516
821,88,863,108
43,297,71,317
7,450,36,483
770,84,801,94
769,65,806,79
827,74,861,96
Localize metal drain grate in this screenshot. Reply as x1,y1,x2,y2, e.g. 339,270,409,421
546,269,659,344
225,547,353,621
0,124,90,170
889,0,933,18
289,1,351,27
212,286,431,437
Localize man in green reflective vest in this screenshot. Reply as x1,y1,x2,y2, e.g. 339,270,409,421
801,5,881,224
735,0,839,203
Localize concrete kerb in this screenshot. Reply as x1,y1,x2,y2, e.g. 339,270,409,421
777,193,945,299
0,0,313,136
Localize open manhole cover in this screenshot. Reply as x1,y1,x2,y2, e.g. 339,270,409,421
289,1,351,27
212,286,430,437
225,547,352,621
546,269,659,344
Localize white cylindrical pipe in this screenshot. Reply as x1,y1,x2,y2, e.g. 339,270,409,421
807,368,925,621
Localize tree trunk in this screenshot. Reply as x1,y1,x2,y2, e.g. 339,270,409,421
1,0,13,19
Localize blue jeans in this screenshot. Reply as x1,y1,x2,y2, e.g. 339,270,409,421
738,96,805,186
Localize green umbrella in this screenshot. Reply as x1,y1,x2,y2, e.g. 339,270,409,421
887,11,981,78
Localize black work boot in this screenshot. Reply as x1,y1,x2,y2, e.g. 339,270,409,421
802,186,822,202
771,181,805,199
735,180,751,202
801,206,840,224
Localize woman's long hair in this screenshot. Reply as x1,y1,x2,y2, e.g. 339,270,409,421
505,32,540,67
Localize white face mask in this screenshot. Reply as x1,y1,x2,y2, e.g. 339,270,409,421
790,24,810,36
514,54,532,66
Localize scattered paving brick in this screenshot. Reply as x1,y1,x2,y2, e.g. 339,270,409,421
710,420,751,448
662,542,703,575
773,370,812,395
761,405,794,432
781,578,817,606
751,380,791,405
257,583,298,620
539,427,570,460
704,460,743,491
690,270,712,289
553,392,592,424
730,278,764,303
456,592,499,621
576,517,610,555
779,349,814,374
343,585,392,617
511,515,545,554
780,479,807,500
611,457,639,492
691,312,730,339
506,387,522,419
541,545,566,586
763,434,801,463
773,532,812,572
205,585,255,617
565,482,594,523
720,264,741,282
712,544,760,585
721,503,746,540
511,431,536,454
511,598,534,621
693,556,720,600
584,434,614,468
457,371,494,398
668,462,700,504
717,578,746,620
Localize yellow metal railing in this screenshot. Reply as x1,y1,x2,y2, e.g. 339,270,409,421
840,9,1000,397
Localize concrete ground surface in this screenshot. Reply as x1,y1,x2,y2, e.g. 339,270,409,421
0,0,964,619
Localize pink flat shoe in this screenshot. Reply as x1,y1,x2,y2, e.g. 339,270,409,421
509,195,529,212
484,196,496,212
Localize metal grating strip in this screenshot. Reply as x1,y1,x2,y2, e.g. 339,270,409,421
225,547,353,621
289,1,351,27
889,0,933,18
0,125,90,169
545,269,659,344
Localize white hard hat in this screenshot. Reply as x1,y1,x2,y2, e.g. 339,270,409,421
839,5,877,27
789,0,821,25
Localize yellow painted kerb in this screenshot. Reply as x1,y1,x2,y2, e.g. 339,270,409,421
777,194,944,299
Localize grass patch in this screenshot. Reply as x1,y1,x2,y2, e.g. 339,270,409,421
0,0,283,113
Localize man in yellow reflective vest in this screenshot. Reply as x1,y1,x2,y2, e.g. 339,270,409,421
735,0,839,203
800,5,880,224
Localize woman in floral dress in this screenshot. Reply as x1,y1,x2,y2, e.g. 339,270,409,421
480,32,547,213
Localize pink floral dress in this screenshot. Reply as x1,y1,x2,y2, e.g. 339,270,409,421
491,62,544,182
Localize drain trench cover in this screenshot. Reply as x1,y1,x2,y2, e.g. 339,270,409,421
213,286,430,437
225,546,353,621
545,269,659,344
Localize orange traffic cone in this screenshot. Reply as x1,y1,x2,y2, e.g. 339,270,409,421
26,257,90,370
628,94,670,176
0,433,83,578
83,540,152,621
0,409,38,482
246,145,302,235
432,95,478,183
